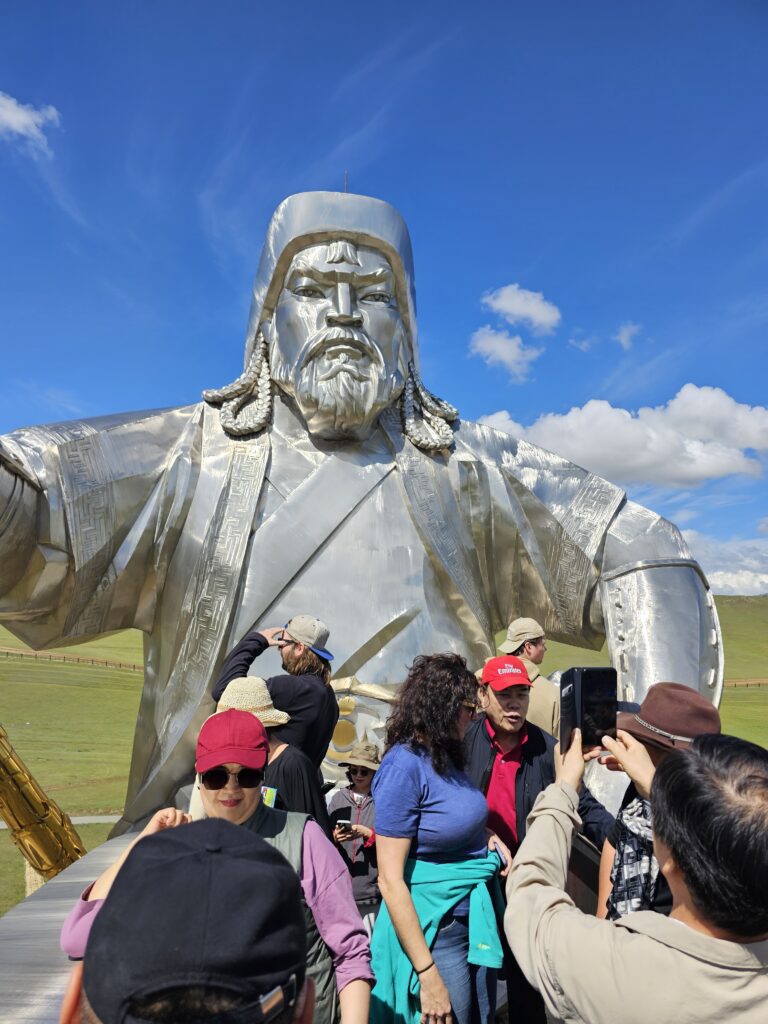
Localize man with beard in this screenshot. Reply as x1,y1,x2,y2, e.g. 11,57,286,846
0,191,722,835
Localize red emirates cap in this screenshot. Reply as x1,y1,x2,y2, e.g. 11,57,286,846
481,655,532,691
196,709,269,773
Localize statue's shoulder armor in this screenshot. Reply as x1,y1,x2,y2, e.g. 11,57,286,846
7,403,203,453
453,417,584,475
5,404,205,492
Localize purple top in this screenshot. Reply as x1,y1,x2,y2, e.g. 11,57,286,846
60,820,372,993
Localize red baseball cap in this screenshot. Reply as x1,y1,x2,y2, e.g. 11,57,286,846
481,655,532,691
196,709,269,773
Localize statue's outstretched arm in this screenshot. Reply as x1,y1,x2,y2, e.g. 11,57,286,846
594,499,723,708
0,441,41,603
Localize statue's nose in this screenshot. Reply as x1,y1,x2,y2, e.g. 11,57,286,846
327,283,363,328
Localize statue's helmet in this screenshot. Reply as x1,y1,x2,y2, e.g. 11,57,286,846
244,191,419,369
205,191,457,450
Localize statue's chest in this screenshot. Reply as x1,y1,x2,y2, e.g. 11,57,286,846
233,467,443,683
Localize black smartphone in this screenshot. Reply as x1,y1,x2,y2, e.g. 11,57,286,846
333,809,352,835
560,667,618,750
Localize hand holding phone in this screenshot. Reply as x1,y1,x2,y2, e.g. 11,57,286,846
333,810,353,843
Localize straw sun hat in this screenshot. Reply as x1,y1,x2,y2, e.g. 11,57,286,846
217,676,290,728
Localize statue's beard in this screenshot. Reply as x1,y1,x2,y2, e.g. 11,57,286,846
272,325,405,440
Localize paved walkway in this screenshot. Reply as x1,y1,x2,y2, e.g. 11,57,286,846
0,814,119,831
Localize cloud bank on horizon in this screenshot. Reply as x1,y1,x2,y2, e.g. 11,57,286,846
480,383,768,595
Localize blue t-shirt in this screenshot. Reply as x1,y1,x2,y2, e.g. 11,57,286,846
372,743,488,862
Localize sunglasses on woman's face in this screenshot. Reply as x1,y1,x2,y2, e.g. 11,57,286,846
460,699,480,718
201,767,263,791
348,767,372,777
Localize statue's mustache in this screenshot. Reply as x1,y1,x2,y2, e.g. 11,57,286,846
296,326,384,376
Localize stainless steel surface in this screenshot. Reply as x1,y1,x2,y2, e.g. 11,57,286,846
0,835,132,1022
0,192,722,1013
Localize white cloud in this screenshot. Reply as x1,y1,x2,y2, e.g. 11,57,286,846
568,335,594,353
479,384,768,488
0,90,60,159
482,284,561,335
683,531,768,596
758,517,768,536
613,321,641,351
469,326,543,383
644,383,768,450
478,410,526,436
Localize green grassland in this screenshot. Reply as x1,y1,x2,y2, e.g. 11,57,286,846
0,594,766,914
538,594,768,680
0,626,143,665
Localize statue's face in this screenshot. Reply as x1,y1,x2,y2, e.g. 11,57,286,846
267,241,408,440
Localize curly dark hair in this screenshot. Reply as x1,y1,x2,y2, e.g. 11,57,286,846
385,653,477,775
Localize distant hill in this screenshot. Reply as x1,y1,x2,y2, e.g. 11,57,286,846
2,593,765,682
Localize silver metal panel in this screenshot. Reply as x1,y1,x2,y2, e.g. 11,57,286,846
0,836,132,1022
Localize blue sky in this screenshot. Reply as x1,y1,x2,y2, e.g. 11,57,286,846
1,1,767,593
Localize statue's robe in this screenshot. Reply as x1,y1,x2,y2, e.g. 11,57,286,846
0,395,710,828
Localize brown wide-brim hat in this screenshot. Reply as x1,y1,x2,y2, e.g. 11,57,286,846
617,682,721,751
338,740,381,772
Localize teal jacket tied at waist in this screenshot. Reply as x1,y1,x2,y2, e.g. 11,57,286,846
371,853,504,1024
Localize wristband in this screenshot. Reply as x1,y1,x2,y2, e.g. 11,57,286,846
415,961,435,976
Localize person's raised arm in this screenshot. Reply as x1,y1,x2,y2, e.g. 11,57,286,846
88,808,191,901
211,628,275,701
599,731,656,798
376,835,453,1024
60,809,191,959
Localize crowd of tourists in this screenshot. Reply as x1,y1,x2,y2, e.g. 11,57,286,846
59,614,768,1024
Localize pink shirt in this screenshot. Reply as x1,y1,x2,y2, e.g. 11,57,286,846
60,819,373,993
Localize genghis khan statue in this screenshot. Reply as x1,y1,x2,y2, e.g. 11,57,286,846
0,192,722,826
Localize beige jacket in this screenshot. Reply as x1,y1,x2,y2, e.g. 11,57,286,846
519,656,560,738
505,782,768,1023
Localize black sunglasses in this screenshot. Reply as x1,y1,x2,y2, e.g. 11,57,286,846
348,766,372,777
201,766,264,791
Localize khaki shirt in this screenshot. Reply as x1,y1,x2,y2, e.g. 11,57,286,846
519,656,560,739
505,783,768,1023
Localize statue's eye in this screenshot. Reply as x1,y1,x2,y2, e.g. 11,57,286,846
362,292,392,304
293,286,325,299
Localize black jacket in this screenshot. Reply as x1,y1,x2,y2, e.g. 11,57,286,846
265,744,332,837
212,629,339,770
463,715,613,849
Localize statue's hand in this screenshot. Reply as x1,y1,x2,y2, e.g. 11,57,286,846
0,440,40,490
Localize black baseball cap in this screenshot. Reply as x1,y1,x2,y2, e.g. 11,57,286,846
81,819,306,1023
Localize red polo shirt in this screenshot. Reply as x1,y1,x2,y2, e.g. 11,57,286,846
485,718,528,853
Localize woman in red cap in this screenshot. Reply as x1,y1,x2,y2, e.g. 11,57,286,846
61,709,373,1024
595,682,721,920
